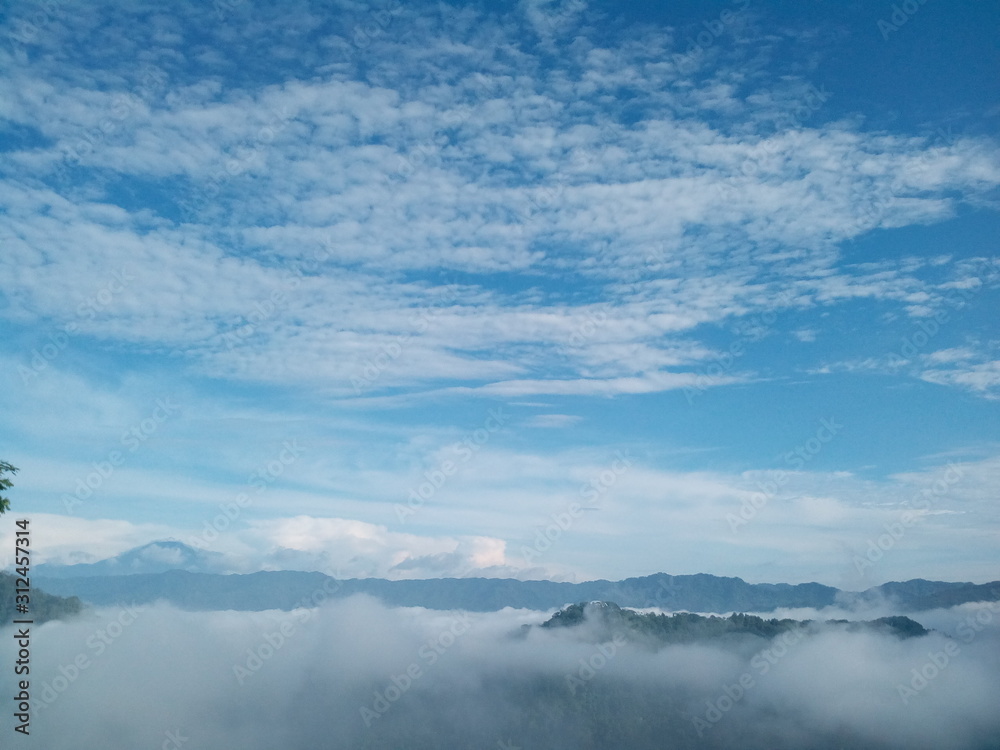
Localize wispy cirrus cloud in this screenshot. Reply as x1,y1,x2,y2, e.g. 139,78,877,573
2,0,999,587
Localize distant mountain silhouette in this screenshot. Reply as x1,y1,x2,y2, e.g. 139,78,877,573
28,543,1000,614
34,540,226,578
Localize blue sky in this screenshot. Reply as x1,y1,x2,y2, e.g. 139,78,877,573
1,0,998,588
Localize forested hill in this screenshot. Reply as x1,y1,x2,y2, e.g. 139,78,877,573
0,572,82,624
537,601,929,643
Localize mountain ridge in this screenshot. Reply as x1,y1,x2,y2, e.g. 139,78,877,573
32,566,1000,614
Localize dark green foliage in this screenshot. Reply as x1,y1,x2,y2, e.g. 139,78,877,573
871,615,930,638
0,460,17,514
540,601,928,643
0,572,83,623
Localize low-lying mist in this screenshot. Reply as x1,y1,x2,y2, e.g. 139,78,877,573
3,596,999,749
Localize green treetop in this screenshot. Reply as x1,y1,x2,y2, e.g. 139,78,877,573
0,461,18,514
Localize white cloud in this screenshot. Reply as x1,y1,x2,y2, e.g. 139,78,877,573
0,513,176,568
925,347,976,364
7,598,1000,749
1,4,998,402
524,413,583,428
1,0,999,594
921,360,1000,400
12,450,999,586
792,329,817,343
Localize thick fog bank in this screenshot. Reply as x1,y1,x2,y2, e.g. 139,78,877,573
1,596,998,749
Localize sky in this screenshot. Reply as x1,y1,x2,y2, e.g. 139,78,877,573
0,0,998,588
